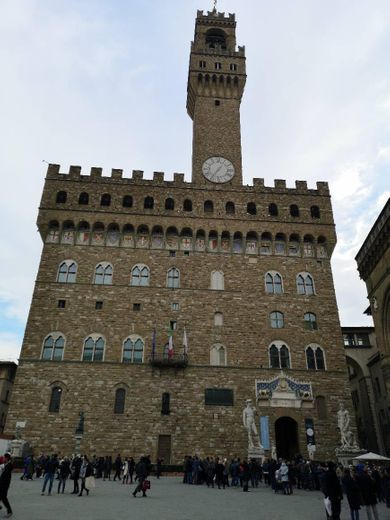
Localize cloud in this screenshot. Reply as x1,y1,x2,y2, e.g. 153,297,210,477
0,333,21,363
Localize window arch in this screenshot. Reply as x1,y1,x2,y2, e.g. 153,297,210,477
226,201,235,214
167,267,180,289
297,273,315,295
42,333,65,360
304,312,317,330
100,193,111,206
269,342,290,369
247,202,257,215
49,387,62,413
268,203,278,216
56,191,67,203
183,199,192,212
204,200,214,213
306,345,325,370
214,312,223,326
57,260,77,283
270,311,284,329
211,270,224,290
94,263,113,285
122,195,133,208
165,198,174,210
310,205,320,218
122,336,144,363
83,335,105,361
114,388,126,414
78,192,89,205
131,264,150,286
275,233,286,255
210,344,226,366
303,235,315,257
290,204,300,217
144,196,154,209
265,271,283,294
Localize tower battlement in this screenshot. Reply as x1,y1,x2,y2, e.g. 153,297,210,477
196,10,235,22
46,163,329,195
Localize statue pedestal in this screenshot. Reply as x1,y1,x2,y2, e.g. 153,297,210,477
10,439,25,458
335,447,365,466
74,434,83,455
248,446,264,460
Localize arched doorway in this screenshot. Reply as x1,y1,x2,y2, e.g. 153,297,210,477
275,416,299,460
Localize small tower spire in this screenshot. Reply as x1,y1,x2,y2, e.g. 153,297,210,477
213,0,217,13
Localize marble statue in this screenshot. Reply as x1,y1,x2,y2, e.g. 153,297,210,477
10,425,26,457
337,402,352,448
243,399,262,449
307,443,316,461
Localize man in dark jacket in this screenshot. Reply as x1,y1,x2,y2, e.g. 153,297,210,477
41,454,59,496
321,461,343,520
0,453,13,517
132,457,148,497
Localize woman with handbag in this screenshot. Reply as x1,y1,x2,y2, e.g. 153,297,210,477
132,457,149,497
78,455,93,497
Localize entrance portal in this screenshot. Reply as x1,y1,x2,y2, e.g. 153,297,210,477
157,435,172,464
275,416,299,460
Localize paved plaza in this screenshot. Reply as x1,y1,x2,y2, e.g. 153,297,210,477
5,476,389,520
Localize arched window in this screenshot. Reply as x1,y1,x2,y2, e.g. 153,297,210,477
83,335,105,361
94,263,113,285
167,267,180,289
49,387,62,413
297,273,315,295
205,28,227,50
144,196,154,209
131,264,150,286
165,198,174,210
161,392,170,415
265,272,283,294
211,270,224,290
57,261,77,283
56,191,67,203
122,195,133,208
268,203,278,216
42,334,65,360
214,312,223,326
204,200,214,213
247,202,257,215
114,388,126,414
304,312,317,330
183,199,192,212
270,311,284,329
210,344,226,366
122,337,144,363
275,233,286,255
310,205,320,218
269,342,290,369
306,345,325,370
290,204,300,217
78,192,89,205
100,193,111,206
316,396,328,420
226,201,235,214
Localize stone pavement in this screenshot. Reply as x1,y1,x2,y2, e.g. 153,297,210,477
5,476,388,520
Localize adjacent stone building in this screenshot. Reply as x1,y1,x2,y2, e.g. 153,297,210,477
6,8,353,463
0,362,17,434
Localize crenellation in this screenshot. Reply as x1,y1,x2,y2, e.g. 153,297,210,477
316,181,330,195
253,178,265,188
68,165,81,178
132,170,144,180
111,168,123,180
90,167,102,179
274,179,286,189
295,180,308,190
173,173,185,184
47,163,60,176
153,171,165,183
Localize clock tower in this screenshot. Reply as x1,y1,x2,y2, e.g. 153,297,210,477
187,9,246,186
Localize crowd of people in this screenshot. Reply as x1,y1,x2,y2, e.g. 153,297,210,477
1,450,390,519
182,454,390,519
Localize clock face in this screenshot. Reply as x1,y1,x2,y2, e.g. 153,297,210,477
202,157,235,183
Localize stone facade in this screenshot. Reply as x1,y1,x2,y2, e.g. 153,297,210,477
6,8,353,463
0,362,17,434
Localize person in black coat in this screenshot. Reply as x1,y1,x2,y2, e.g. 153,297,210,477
355,466,380,520
342,468,361,520
132,457,148,497
321,461,343,520
0,453,13,517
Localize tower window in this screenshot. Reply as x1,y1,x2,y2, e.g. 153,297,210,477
171,302,179,311
199,60,206,69
205,29,227,50
215,62,222,70
268,203,278,216
144,196,154,209
114,388,126,414
290,204,300,217
247,202,257,215
78,192,89,205
310,205,320,218
95,301,103,310
165,198,175,210
133,303,141,311
122,195,133,208
204,200,214,213
49,387,62,413
100,193,111,206
58,300,66,309
215,100,220,106
230,64,237,71
183,199,192,212
226,201,235,214
56,191,67,204
123,337,144,363
83,335,105,362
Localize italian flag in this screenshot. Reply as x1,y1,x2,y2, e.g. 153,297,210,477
168,329,174,359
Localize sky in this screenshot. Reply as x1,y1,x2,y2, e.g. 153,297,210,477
0,0,389,362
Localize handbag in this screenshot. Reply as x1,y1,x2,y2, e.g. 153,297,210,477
86,476,96,489
142,479,151,490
